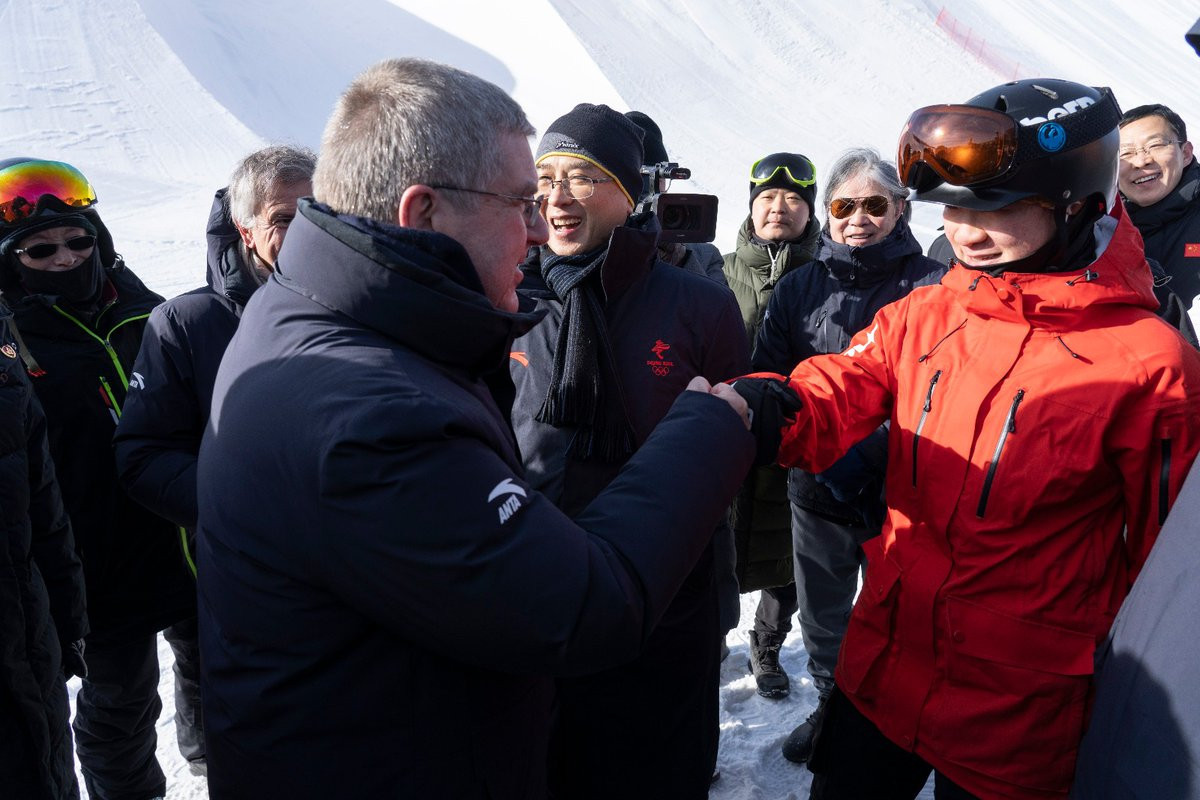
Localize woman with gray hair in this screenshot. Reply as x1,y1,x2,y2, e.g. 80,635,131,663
750,146,946,766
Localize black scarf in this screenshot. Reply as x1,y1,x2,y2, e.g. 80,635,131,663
536,247,635,462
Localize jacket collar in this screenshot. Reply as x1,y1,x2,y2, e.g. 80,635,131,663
205,188,262,311
733,215,821,283
819,216,923,286
942,201,1158,330
519,211,661,304
1125,160,1200,235
277,199,544,376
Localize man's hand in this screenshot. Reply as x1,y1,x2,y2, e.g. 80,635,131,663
687,376,750,429
62,638,88,680
731,378,803,466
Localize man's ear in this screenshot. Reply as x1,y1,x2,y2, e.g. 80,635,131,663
234,220,256,250
398,185,437,230
1182,140,1194,168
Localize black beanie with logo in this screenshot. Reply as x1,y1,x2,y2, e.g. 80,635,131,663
536,103,644,208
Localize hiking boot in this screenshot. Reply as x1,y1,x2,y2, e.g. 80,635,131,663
747,630,789,698
781,693,830,764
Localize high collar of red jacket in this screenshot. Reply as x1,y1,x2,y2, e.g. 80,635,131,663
940,199,1158,333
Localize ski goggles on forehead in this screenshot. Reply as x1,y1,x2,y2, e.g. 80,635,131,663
0,160,98,224
897,88,1120,191
750,154,816,188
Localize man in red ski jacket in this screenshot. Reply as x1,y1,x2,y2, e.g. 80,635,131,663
734,78,1200,800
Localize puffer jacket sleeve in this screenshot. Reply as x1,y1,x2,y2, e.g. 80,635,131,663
113,305,201,530
25,391,87,644
1106,343,1200,579
316,390,754,676
776,299,899,474
751,272,809,375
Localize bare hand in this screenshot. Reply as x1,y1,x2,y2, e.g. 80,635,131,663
685,376,714,393
710,382,751,430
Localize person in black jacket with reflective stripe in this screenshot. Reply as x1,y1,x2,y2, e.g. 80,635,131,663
112,145,315,777
0,302,87,800
752,147,946,766
0,157,194,800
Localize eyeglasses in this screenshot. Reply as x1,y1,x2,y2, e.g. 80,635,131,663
1118,140,1180,161
0,159,98,224
14,235,97,260
535,175,613,200
750,153,817,189
829,195,891,219
428,185,546,226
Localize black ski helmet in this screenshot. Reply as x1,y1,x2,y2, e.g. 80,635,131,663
899,78,1122,211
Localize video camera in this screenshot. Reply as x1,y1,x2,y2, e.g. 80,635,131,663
635,161,719,244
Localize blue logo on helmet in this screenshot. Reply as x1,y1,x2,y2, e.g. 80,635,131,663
1037,123,1066,152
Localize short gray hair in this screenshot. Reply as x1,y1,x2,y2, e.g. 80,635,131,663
823,147,912,222
313,58,534,221
227,145,317,229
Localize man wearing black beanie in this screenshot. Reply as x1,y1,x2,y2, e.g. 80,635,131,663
510,102,749,798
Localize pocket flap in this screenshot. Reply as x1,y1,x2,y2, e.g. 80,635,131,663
946,596,1096,676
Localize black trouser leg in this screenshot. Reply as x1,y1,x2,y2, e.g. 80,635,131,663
809,689,980,800
73,633,165,800
752,582,798,637
792,505,868,695
163,617,204,765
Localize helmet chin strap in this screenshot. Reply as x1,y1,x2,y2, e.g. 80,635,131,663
960,197,1105,276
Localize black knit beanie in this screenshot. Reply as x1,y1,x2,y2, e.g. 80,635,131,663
624,111,668,166
536,103,644,208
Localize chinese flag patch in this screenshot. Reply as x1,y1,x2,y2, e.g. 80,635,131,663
1185,243,1200,258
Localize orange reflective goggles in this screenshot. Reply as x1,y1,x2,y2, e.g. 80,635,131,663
897,88,1120,191
0,160,98,224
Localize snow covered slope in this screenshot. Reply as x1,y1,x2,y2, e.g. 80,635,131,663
4,1,1197,797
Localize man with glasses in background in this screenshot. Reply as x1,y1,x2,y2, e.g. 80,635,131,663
509,102,748,798
1118,104,1200,310
732,78,1200,799
722,152,822,702
195,62,755,799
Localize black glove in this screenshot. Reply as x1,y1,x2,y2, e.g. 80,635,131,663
62,638,88,680
732,378,803,467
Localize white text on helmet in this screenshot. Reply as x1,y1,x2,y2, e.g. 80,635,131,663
1019,96,1095,127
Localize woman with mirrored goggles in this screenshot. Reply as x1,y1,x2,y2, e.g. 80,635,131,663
0,157,198,800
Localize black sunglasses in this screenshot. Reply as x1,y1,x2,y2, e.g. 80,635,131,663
14,234,97,260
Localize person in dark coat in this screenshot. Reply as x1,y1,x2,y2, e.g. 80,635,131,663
514,103,749,798
1119,104,1200,310
752,147,946,765
723,151,822,700
0,157,195,800
0,296,87,800
195,58,755,800
112,144,315,776
1071,456,1200,799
